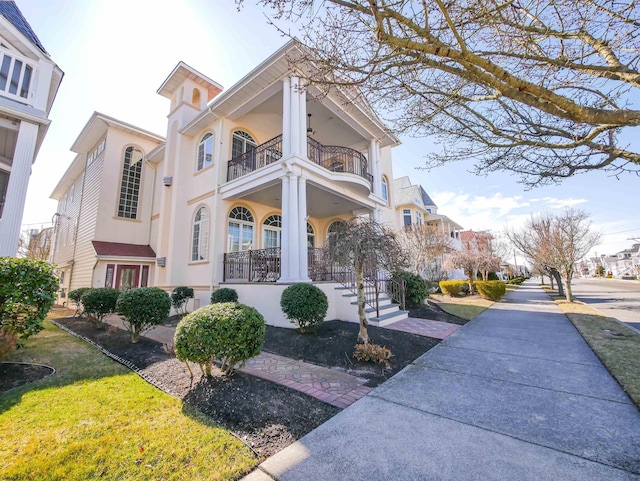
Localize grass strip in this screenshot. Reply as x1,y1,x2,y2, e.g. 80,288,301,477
0,317,257,481
431,294,494,321
544,288,640,410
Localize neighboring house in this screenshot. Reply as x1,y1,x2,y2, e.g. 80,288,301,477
0,1,63,256
50,113,164,301
51,41,405,326
386,176,464,279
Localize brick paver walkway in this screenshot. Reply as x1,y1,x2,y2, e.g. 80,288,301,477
384,317,461,339
241,352,372,409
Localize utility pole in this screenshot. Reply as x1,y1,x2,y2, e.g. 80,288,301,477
513,250,519,276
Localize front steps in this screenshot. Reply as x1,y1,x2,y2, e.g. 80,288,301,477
335,287,408,327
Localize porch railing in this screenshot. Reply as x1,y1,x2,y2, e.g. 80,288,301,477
227,135,283,181
226,134,372,184
222,247,406,316
223,247,281,282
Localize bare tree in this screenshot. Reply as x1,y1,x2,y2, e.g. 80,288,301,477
507,209,600,301
240,0,640,186
398,224,451,281
327,217,407,344
17,227,53,261
447,230,500,292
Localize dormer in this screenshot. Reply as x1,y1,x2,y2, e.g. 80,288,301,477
0,1,63,116
157,61,223,126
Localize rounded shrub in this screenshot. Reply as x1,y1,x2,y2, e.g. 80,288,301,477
439,280,468,297
211,287,238,304
474,280,507,301
81,288,119,324
171,286,194,314
116,287,171,343
394,271,429,307
68,287,91,315
0,257,58,342
280,283,328,333
487,272,500,281
174,302,266,376
507,276,526,285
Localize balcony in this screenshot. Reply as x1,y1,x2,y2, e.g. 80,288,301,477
227,134,373,185
0,46,35,106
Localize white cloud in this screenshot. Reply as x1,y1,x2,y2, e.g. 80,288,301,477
540,197,588,209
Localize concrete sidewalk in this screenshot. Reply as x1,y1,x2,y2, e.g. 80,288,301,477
246,281,640,481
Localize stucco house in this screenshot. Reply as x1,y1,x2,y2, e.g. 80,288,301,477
0,1,63,256
51,41,412,327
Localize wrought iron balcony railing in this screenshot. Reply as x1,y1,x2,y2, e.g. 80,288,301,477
227,134,373,185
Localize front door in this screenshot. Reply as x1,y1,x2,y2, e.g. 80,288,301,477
115,265,140,290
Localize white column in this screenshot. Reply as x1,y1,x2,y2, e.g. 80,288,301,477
282,77,291,157
298,176,310,281
290,77,300,157
280,175,291,282
0,121,38,256
372,207,381,223
299,85,307,159
441,219,445,234
289,173,300,279
369,139,381,196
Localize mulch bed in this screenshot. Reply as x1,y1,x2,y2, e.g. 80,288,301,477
0,363,54,392
408,299,470,326
47,311,452,459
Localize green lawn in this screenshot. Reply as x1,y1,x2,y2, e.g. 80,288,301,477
0,317,257,481
545,290,640,410
431,294,495,321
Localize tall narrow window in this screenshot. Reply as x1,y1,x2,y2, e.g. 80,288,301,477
197,132,214,171
231,130,257,159
191,206,210,261
307,223,315,248
228,206,254,252
263,214,282,249
117,147,143,219
381,176,388,202
403,209,412,227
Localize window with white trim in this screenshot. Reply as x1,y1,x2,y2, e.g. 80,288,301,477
228,206,254,252
307,223,315,248
231,130,257,159
381,177,388,202
403,209,412,226
117,147,143,219
191,206,210,261
327,220,346,239
197,132,214,171
0,169,8,219
263,214,282,249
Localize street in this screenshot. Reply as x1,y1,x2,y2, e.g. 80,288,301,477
570,278,640,332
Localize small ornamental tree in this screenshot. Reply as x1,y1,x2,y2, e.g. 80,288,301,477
174,303,266,376
0,257,58,343
116,287,171,343
171,286,194,314
68,287,91,316
280,283,328,333
81,288,119,325
210,287,238,304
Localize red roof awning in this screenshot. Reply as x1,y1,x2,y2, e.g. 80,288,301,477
92,241,156,259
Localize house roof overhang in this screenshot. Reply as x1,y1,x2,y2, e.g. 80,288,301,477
157,61,223,102
181,39,399,147
92,241,156,259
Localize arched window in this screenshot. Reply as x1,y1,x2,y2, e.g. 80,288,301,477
327,220,346,238
231,130,257,159
381,176,389,202
307,223,315,248
197,132,214,171
117,147,143,219
228,206,254,252
191,206,210,261
263,214,282,249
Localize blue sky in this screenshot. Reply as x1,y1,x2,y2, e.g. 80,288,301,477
16,0,640,259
